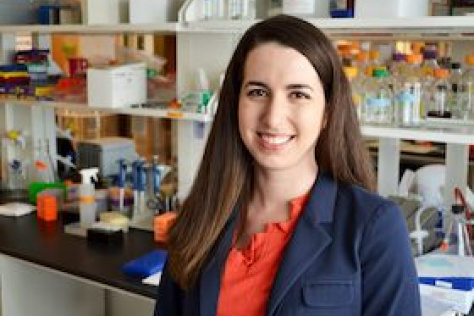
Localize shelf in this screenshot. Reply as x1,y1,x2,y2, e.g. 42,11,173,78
184,16,474,39
0,99,213,122
0,23,179,34
1,16,473,38
361,123,474,145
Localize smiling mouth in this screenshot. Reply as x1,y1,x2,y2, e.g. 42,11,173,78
258,133,295,147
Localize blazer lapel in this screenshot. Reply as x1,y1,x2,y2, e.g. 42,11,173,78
265,172,338,316
199,209,238,316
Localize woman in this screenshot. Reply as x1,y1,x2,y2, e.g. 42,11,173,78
156,15,421,316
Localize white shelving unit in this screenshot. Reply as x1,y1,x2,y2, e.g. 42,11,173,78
0,23,178,34
0,12,474,316
1,99,213,122
0,16,473,202
177,15,474,206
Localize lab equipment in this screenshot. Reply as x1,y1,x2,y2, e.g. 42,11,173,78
427,69,452,118
0,202,35,217
117,158,127,212
154,212,177,243
87,63,147,108
440,204,473,257
355,0,429,18
416,254,474,315
79,168,99,228
329,0,354,17
364,68,393,124
76,137,138,177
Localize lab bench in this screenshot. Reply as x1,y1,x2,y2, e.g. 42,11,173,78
0,211,159,316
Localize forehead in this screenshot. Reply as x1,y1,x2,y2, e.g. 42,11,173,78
243,42,320,83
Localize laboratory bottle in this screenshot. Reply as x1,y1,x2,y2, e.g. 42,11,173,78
395,54,423,126
366,49,382,80
343,66,364,119
228,0,243,19
440,204,473,256
462,54,474,120
448,62,464,119
242,0,256,19
388,52,406,79
364,68,393,125
79,168,99,228
355,51,370,78
282,0,316,17
267,0,282,16
203,0,213,20
427,68,451,118
420,49,439,82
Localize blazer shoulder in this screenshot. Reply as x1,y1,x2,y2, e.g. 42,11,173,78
338,183,399,221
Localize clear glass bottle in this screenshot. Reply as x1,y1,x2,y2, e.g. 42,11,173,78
427,68,451,118
241,0,256,19
228,0,242,19
395,54,422,126
462,55,474,120
448,62,464,119
344,66,364,120
364,68,393,125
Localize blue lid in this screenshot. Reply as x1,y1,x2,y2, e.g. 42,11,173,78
419,277,474,291
330,9,354,18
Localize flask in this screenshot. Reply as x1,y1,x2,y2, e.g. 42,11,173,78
79,168,99,228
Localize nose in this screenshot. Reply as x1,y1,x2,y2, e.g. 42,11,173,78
261,93,287,129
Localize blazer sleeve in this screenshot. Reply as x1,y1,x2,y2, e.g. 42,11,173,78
154,260,184,316
360,201,422,316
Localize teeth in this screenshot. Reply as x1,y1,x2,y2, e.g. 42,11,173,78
260,134,291,145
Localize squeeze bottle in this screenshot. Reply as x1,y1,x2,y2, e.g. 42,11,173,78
79,168,99,228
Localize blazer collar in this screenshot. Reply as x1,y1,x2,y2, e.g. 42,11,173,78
265,170,337,316
199,171,338,316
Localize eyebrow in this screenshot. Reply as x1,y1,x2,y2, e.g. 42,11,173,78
243,81,314,91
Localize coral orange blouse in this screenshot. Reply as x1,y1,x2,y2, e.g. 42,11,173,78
216,194,309,316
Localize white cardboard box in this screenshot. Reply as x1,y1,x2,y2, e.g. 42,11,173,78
82,0,129,25
355,0,429,18
420,284,473,315
87,63,147,108
129,0,178,23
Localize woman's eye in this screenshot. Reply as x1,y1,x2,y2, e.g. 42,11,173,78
247,89,268,98
290,91,311,100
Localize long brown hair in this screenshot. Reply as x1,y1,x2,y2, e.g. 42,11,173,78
167,14,375,289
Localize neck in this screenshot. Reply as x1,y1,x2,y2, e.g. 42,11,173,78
251,163,318,210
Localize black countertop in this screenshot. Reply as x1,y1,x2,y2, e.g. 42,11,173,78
0,211,159,299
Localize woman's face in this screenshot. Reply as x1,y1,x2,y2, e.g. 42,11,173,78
238,42,326,174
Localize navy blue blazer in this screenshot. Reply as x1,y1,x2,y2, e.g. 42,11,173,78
155,171,422,316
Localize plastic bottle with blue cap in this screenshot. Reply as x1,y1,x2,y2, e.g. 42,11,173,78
79,168,99,228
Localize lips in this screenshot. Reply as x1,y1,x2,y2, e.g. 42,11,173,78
258,132,294,149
